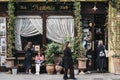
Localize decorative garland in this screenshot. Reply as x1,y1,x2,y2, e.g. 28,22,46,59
7,0,15,57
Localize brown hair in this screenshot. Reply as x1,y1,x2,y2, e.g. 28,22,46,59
24,42,32,51
63,41,69,51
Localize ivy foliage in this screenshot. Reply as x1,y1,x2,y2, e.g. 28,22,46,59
107,0,120,8
7,0,15,57
73,0,85,59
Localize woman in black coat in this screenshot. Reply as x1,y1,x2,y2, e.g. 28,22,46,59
62,41,75,80
24,42,34,74
96,40,107,72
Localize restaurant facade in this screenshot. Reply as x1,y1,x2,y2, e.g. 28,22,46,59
0,0,120,73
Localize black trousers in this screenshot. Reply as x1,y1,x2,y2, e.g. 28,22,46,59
63,67,75,79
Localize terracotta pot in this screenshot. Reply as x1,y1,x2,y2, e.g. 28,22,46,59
113,57,120,74
77,58,87,69
46,64,55,74
77,58,87,74
55,65,62,74
6,57,15,68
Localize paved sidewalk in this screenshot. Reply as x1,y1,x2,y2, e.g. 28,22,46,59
0,72,120,80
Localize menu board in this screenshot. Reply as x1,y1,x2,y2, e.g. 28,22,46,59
0,17,6,66
34,45,40,51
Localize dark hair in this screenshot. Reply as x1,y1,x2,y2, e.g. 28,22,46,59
24,42,32,51
63,41,69,51
66,41,69,44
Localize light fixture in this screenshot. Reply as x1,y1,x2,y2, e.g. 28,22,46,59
92,2,98,11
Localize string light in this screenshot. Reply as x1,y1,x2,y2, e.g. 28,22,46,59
92,2,98,11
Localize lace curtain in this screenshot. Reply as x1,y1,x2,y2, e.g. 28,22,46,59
15,16,74,50
15,16,42,50
46,16,74,43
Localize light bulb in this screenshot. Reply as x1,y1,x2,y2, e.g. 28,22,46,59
92,5,98,11
92,2,98,11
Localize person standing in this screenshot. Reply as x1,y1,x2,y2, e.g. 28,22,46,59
35,50,44,75
62,41,75,80
24,42,34,74
96,40,107,72
86,48,92,74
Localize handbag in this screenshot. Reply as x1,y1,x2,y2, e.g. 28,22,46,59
99,51,105,57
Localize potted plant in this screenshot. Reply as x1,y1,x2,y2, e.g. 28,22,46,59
44,42,62,74
74,0,87,74
6,0,16,74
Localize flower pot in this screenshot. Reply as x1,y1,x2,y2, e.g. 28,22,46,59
55,65,62,74
46,64,55,74
113,57,120,74
6,57,15,68
77,58,87,74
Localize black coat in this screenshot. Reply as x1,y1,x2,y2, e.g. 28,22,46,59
96,45,105,58
24,47,34,70
63,47,73,69
96,45,107,69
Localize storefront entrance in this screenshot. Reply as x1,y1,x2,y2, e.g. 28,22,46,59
81,2,108,71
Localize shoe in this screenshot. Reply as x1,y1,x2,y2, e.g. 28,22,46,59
29,72,32,74
69,77,76,80
6,70,12,74
97,69,99,71
86,71,91,74
35,73,39,75
26,72,29,74
63,77,68,80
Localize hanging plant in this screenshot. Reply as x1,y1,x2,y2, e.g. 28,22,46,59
73,0,85,58
7,0,15,57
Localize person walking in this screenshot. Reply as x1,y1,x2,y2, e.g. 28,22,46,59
96,40,107,72
35,49,44,75
62,41,75,80
23,42,34,74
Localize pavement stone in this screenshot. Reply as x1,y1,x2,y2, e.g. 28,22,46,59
0,72,120,80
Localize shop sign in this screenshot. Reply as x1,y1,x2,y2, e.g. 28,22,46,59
16,2,73,11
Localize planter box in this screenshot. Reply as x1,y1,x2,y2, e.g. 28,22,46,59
6,57,15,68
